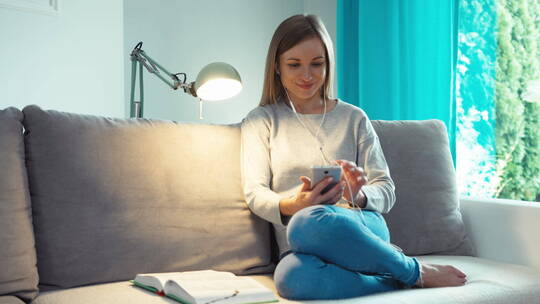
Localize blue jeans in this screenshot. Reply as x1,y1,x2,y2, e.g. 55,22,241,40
274,205,420,300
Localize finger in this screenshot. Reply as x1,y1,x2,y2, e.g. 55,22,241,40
339,162,361,182
312,176,334,194
330,188,343,204
341,160,356,169
346,166,366,185
342,166,354,179
342,180,354,201
338,165,347,183
349,165,365,177
318,181,344,203
356,167,368,186
337,160,357,172
356,174,367,186
299,176,312,192
343,167,358,186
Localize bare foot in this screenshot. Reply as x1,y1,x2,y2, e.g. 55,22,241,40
415,263,467,288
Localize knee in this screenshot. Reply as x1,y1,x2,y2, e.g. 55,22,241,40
288,205,334,234
287,205,335,249
363,210,391,242
274,253,326,300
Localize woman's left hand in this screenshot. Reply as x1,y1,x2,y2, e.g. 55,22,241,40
336,160,368,208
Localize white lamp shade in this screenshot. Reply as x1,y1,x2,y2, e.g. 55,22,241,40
194,62,242,101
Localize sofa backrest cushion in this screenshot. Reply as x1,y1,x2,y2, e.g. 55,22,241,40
372,119,473,256
0,107,39,302
22,105,273,289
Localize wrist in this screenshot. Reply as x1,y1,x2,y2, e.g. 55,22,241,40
279,196,299,216
349,190,367,208
357,190,367,208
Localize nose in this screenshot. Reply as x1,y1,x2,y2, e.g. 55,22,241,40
299,67,313,81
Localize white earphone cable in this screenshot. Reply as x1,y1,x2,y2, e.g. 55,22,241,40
284,90,360,210
285,89,327,144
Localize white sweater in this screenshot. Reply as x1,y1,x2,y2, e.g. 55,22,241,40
240,99,395,256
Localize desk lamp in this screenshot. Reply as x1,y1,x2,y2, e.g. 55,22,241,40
129,41,242,118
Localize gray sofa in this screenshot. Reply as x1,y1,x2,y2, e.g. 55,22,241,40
2,105,540,304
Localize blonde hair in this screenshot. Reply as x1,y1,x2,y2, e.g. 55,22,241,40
259,14,335,106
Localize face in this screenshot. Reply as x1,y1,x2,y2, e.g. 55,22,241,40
278,37,327,105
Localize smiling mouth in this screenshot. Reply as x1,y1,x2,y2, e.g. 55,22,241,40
297,83,313,90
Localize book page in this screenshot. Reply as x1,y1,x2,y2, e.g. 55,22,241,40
135,270,235,292
165,276,277,304
134,273,174,291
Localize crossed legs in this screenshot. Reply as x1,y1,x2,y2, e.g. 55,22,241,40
274,205,419,300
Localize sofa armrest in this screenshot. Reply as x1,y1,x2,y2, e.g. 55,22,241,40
460,197,540,269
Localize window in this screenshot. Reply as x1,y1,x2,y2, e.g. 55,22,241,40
457,0,540,202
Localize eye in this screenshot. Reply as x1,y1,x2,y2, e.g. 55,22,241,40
312,62,325,67
287,63,300,68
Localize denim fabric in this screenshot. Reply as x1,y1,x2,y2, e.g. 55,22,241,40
274,205,420,300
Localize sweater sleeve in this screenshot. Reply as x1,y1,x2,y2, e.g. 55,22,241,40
240,110,287,226
357,118,396,213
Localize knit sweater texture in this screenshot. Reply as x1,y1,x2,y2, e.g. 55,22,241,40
240,99,395,256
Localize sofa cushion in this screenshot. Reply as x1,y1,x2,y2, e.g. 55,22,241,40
22,105,273,289
330,255,540,304
267,255,540,304
31,256,540,304
372,120,473,255
0,107,39,302
0,296,25,304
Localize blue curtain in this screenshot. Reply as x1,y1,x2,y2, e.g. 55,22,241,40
337,0,458,160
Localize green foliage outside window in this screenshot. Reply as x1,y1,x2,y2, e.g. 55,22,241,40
456,0,498,198
495,0,540,201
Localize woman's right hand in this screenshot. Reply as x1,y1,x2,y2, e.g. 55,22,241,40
279,176,344,216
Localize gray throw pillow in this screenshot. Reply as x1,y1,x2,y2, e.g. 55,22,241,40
0,107,39,302
372,119,473,256
23,105,273,289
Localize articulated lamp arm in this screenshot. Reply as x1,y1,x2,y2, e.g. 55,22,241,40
128,41,242,119
129,42,196,118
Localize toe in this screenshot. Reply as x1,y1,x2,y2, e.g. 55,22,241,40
451,266,467,277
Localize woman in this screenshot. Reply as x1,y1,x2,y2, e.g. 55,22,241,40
241,14,467,300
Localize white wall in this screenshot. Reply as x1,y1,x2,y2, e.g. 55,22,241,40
0,0,336,122
124,0,336,124
303,0,336,47
0,0,124,117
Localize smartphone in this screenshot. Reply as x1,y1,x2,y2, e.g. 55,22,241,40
311,165,342,195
